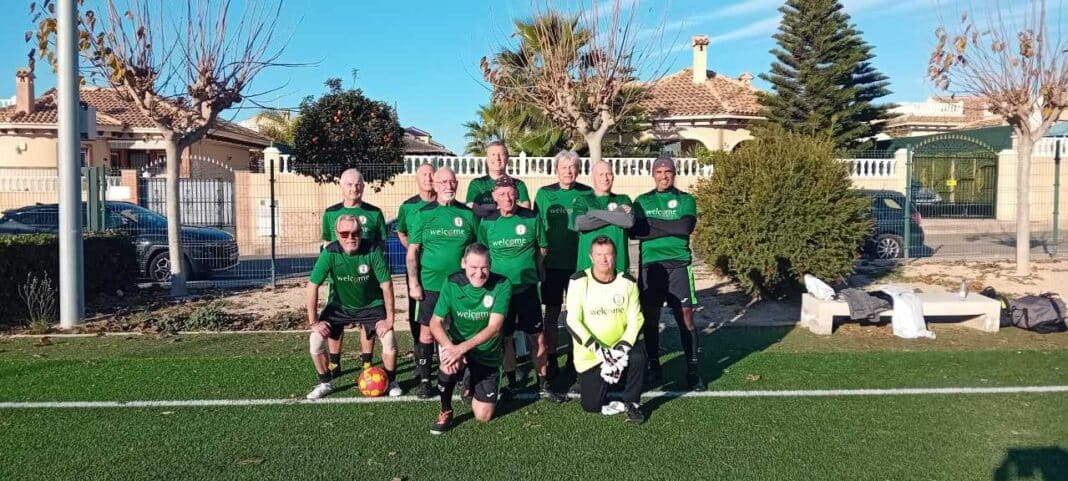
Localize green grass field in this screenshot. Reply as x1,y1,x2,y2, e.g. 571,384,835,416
2,326,1067,480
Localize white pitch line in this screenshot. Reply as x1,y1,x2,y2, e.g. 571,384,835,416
1,385,1067,410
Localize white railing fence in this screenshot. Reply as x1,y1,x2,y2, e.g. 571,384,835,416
1034,137,1068,157
890,100,965,117
272,153,712,177
268,152,906,179
848,158,897,178
0,175,122,193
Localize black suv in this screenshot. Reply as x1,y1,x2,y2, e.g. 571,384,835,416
857,190,926,259
0,201,238,281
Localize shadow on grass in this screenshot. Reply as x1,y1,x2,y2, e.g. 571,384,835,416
636,283,795,420
992,447,1068,481
641,325,794,420
376,284,796,422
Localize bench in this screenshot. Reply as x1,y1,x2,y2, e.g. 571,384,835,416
800,292,1001,335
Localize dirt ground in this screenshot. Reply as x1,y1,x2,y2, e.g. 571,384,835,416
23,257,1057,337
691,258,1068,328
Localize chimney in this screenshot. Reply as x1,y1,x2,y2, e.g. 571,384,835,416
738,72,753,86
692,35,709,84
15,68,35,115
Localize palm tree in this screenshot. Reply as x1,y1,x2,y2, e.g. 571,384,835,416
463,103,569,156
480,10,649,158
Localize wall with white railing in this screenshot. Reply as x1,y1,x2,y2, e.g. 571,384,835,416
0,175,122,193
266,150,911,180
0,175,125,212
848,157,898,178
1033,137,1068,157
890,99,965,117
268,151,713,178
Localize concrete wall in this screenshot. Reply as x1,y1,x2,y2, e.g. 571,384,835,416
994,148,1068,224
840,145,1068,225
184,139,257,177
0,135,63,168
178,146,1068,258
639,124,754,152
231,171,705,257
671,124,754,152
0,132,257,175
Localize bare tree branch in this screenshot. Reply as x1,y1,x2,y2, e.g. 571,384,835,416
482,0,669,162
28,0,297,296
929,0,1067,275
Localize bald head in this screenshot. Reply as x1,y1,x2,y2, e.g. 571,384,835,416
433,166,458,203
590,161,614,195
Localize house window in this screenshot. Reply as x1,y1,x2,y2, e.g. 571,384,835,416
111,150,124,168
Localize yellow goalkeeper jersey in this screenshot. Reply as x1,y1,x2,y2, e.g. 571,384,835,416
565,269,644,373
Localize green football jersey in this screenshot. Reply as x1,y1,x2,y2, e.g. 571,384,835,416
410,200,479,292
396,194,432,236
477,207,546,291
464,175,531,206
433,272,512,366
634,187,698,264
534,182,592,271
571,191,633,273
321,202,388,249
309,242,390,310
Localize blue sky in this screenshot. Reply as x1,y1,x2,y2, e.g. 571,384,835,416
0,0,1062,153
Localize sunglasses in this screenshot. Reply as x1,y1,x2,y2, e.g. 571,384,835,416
337,230,358,239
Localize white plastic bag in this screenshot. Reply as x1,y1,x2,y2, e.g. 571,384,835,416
878,285,936,339
804,274,836,301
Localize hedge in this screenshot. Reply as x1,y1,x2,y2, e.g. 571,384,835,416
0,232,138,323
693,129,872,296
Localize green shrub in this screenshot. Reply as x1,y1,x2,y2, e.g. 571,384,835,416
693,129,871,296
0,232,138,323
154,312,186,334
184,302,229,331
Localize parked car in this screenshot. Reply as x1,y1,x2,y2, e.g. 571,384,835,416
857,190,926,259
0,201,239,282
908,180,943,205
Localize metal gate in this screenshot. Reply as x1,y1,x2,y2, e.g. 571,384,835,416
138,177,235,231
910,135,998,218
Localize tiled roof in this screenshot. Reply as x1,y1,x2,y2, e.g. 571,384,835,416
642,69,762,118
953,116,1007,130
0,86,271,144
403,134,453,155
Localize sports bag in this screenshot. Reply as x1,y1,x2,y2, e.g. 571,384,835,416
1009,294,1067,334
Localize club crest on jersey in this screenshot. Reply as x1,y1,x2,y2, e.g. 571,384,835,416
482,295,494,308
453,217,464,227
667,199,678,209
613,294,625,306
358,215,368,225
607,202,618,210
358,264,369,274
515,224,527,235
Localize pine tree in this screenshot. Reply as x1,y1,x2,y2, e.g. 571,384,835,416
758,0,893,150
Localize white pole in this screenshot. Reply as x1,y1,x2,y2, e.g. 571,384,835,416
58,0,84,327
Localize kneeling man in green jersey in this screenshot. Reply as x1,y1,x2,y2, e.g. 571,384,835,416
428,243,512,434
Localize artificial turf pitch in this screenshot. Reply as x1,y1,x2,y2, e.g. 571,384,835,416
1,327,1066,480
